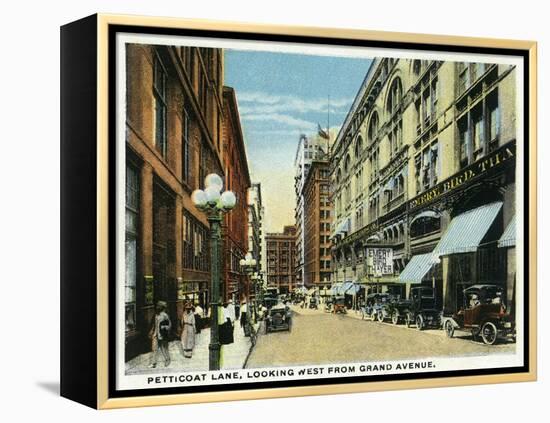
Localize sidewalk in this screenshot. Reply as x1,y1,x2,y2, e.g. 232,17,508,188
125,321,261,375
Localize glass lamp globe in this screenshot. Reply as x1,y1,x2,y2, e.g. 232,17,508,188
191,189,207,209
204,186,221,205
205,173,223,191
239,258,246,267
220,191,237,210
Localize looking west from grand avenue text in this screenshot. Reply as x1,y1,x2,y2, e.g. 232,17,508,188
123,43,519,382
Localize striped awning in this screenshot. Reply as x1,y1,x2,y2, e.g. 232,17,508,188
398,253,433,284
498,215,516,248
330,282,343,296
342,281,360,294
432,202,503,259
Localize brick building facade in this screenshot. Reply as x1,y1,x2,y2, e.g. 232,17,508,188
221,87,251,302
265,225,298,294
124,44,227,359
302,160,333,288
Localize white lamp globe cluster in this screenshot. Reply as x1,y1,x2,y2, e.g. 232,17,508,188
192,173,237,211
239,252,257,268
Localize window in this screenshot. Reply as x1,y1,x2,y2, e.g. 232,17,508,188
369,148,379,182
355,169,363,197
388,120,403,156
368,112,379,144
355,136,363,158
416,142,439,193
182,108,190,183
355,206,364,230
183,211,209,271
386,77,403,116
344,154,351,174
153,55,167,158
458,91,499,168
125,165,140,333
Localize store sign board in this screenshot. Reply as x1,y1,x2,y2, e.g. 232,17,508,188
366,248,393,276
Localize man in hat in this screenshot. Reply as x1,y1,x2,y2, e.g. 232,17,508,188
180,302,196,358
148,301,171,368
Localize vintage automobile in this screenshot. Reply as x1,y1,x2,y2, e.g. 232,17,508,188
265,304,292,333
442,284,515,345
332,297,347,314
308,296,319,309
404,286,441,330
378,296,412,324
361,293,391,320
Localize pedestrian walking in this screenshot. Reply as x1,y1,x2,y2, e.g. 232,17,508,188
148,301,171,368
194,303,204,334
180,302,196,358
240,299,249,335
219,301,234,344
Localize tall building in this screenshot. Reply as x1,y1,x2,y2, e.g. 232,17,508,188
302,160,333,288
221,86,251,303
124,45,225,359
265,225,298,294
294,133,330,287
331,58,517,311
248,182,264,271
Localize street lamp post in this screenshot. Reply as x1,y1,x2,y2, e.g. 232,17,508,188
192,173,237,371
240,253,257,322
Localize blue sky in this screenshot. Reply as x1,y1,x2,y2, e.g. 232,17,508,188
225,50,372,232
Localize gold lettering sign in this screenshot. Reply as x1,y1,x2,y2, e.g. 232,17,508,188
409,143,515,210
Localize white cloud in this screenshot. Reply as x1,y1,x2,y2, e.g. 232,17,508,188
236,91,352,115
242,113,317,131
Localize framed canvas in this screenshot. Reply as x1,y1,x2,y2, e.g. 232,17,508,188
60,14,537,409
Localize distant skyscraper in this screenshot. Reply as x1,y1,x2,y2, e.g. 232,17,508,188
294,132,330,287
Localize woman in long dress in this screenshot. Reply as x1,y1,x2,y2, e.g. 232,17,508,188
180,303,196,358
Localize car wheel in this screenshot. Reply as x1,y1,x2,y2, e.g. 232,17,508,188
481,321,498,345
406,313,413,328
416,314,424,330
391,311,399,325
444,320,454,338
377,310,384,322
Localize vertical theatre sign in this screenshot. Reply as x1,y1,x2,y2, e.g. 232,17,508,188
366,248,393,276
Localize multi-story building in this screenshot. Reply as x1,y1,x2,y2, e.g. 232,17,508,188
221,86,251,303
302,159,333,289
265,225,298,294
294,133,330,287
248,183,264,269
124,45,226,359
331,58,517,311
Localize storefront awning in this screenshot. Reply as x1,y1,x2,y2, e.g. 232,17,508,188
341,281,360,294
398,253,433,284
498,215,516,248
330,282,343,296
432,202,503,259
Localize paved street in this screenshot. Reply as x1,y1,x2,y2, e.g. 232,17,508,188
246,305,515,368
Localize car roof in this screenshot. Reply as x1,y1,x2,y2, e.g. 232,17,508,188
463,284,502,293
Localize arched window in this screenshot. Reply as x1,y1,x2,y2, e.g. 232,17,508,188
386,77,403,115
336,168,342,184
344,154,351,173
412,60,421,75
354,135,363,158
367,112,379,144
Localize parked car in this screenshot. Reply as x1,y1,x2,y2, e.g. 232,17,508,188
404,286,441,330
378,296,412,324
308,296,319,309
361,293,391,320
332,297,347,314
442,284,515,345
265,304,292,333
